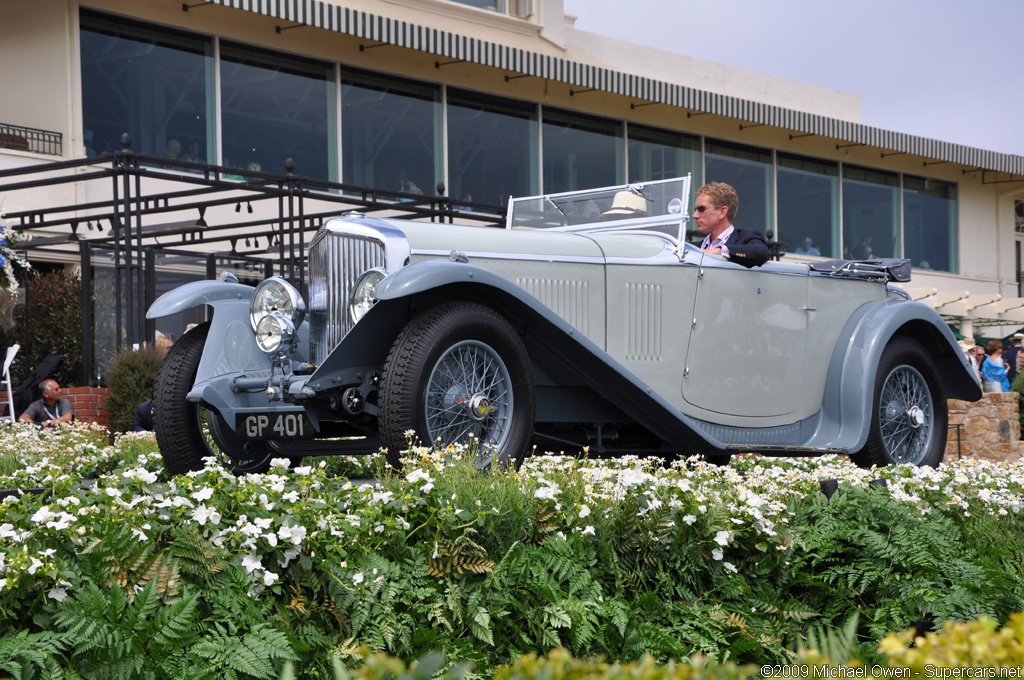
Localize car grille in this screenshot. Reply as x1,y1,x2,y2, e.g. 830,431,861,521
308,230,386,366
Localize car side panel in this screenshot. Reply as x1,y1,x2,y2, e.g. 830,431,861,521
409,254,607,349
604,261,698,411
681,258,810,419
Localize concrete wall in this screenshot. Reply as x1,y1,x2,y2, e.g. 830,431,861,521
0,0,75,154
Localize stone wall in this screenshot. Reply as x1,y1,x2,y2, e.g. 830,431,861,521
945,392,1022,464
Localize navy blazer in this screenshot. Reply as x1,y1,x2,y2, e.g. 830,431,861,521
724,227,770,268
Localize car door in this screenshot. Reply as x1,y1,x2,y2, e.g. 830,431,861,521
681,253,810,419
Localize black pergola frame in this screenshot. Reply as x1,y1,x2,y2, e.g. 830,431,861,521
0,135,505,386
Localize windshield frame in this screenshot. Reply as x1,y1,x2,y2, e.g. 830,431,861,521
505,175,692,243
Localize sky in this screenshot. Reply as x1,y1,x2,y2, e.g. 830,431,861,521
562,0,1024,157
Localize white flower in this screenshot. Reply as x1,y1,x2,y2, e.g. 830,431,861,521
534,484,560,501
48,587,68,602
724,562,738,574
192,487,214,502
262,570,279,586
406,469,434,484
579,504,591,519
269,458,291,469
278,523,307,546
712,548,723,561
282,491,299,503
353,572,364,585
241,553,262,574
191,504,221,526
31,507,56,524
27,557,44,575
293,466,313,476
714,530,731,546
105,488,123,498
682,514,697,525
122,468,159,484
581,525,595,535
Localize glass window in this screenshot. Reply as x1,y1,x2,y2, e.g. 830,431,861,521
777,153,839,258
80,10,213,160
542,108,623,193
842,165,899,261
340,68,441,196
903,176,957,272
448,0,530,16
447,89,537,206
705,140,773,236
221,43,336,182
627,124,700,183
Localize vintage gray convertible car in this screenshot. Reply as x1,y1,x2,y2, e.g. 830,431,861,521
147,175,982,474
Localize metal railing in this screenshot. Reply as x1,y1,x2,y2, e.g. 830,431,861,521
0,123,62,156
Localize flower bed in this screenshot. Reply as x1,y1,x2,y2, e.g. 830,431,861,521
1,425,1024,678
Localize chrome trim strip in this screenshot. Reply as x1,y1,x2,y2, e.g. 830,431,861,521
410,248,606,265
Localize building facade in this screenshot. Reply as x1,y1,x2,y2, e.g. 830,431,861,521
2,0,1023,354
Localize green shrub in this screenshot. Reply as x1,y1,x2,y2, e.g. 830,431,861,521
105,345,163,433
8,269,83,388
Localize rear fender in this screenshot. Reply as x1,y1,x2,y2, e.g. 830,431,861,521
815,297,981,451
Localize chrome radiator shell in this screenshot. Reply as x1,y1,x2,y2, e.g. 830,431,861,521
307,217,411,366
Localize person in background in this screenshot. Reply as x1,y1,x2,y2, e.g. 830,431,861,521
133,399,154,432
18,379,74,428
1002,332,1024,385
181,139,204,164
959,337,980,386
155,333,174,357
794,237,821,256
164,139,182,160
981,340,1010,393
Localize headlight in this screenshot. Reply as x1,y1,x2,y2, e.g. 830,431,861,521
349,268,387,324
250,276,305,331
255,312,296,354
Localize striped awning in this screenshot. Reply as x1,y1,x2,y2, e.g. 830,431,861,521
206,0,1024,177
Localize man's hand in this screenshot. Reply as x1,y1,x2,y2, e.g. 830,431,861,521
704,247,723,255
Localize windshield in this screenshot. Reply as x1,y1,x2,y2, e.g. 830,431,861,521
505,175,692,243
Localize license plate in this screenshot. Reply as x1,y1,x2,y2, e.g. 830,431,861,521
238,412,313,440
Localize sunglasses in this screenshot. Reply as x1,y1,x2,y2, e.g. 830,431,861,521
694,205,720,213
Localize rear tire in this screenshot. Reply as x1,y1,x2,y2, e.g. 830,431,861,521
379,302,535,471
851,337,947,468
153,322,274,475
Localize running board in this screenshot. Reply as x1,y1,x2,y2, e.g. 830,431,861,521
724,445,849,454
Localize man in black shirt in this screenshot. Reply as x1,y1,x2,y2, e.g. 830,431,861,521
18,379,74,428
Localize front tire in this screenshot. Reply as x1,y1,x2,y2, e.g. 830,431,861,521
379,302,536,471
852,337,947,468
153,322,274,475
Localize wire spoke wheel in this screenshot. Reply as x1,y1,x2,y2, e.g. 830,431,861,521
854,336,947,469
380,302,536,472
877,365,934,465
425,340,514,451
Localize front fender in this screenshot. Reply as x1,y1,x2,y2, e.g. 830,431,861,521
146,279,254,319
148,279,309,427
816,297,981,452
